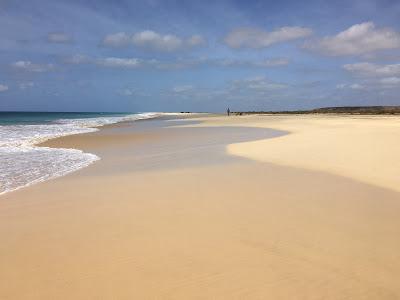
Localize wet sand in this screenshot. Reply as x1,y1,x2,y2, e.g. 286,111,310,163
1,115,400,299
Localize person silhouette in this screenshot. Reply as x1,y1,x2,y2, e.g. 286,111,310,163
227,107,230,116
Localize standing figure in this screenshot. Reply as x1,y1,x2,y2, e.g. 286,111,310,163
227,107,230,116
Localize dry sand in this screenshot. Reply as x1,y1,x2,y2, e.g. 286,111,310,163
1,115,400,299
195,114,400,193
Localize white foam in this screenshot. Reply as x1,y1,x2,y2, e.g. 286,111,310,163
0,112,161,195
0,146,99,195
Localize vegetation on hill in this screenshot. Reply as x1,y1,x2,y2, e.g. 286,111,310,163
233,106,400,115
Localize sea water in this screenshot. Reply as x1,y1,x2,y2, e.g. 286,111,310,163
0,112,160,195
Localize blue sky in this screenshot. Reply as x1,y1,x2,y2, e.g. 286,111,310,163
1,0,400,112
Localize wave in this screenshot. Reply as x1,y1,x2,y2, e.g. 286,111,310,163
0,112,161,195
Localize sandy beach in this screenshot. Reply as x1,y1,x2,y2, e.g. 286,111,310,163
1,114,400,299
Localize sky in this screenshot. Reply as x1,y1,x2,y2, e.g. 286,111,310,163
0,0,400,112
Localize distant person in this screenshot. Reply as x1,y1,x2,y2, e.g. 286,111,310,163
227,108,230,116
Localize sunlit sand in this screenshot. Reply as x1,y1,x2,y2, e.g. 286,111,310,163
1,115,400,299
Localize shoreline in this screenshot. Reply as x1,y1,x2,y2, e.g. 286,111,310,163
1,114,400,299
184,114,400,193
0,113,200,196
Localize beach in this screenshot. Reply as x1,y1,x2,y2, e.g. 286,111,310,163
1,114,400,299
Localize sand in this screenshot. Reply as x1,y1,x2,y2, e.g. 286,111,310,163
194,114,400,192
1,115,400,299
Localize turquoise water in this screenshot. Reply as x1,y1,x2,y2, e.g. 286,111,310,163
0,112,160,195
0,112,130,125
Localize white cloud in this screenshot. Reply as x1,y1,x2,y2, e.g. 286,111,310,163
19,82,34,89
380,77,400,86
336,83,365,90
47,32,72,43
64,54,289,71
216,58,289,68
224,26,312,49
101,31,206,51
132,30,183,51
152,57,290,70
343,62,400,77
118,88,135,96
305,22,400,56
0,84,8,92
12,61,54,72
96,57,141,68
65,54,90,64
337,77,400,91
147,59,199,70
172,85,193,93
232,76,288,91
253,58,290,67
101,32,130,47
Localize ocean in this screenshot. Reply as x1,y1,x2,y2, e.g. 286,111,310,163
0,112,160,195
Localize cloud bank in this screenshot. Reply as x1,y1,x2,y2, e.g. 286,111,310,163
65,54,290,70
12,61,54,72
343,62,400,77
339,62,400,91
101,30,206,51
305,22,400,56
224,26,312,49
19,82,34,89
96,57,141,68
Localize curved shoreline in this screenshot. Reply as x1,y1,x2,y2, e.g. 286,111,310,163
0,113,164,196
2,114,400,299
223,114,400,193
177,114,400,193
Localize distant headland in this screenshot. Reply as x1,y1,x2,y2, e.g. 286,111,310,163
232,106,400,115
